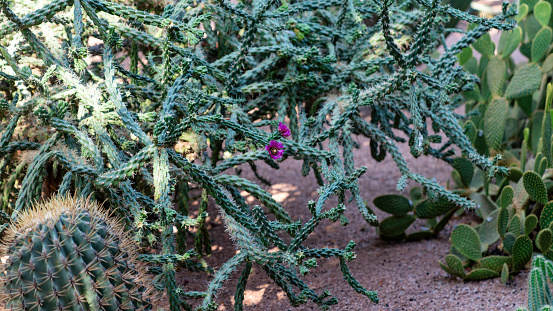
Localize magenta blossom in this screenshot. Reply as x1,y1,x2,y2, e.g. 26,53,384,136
278,122,291,138
266,140,284,160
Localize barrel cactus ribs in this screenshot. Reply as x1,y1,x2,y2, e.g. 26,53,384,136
0,196,160,311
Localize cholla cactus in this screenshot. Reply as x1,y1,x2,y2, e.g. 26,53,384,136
0,0,517,309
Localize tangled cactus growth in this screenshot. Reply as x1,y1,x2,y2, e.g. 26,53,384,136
0,0,517,309
0,196,159,311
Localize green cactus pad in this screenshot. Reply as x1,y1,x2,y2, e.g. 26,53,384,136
473,193,498,219
536,152,545,173
547,180,553,192
498,29,509,54
475,127,489,156
464,120,477,143
544,249,553,261
504,232,517,254
445,254,466,278
534,113,545,155
527,14,545,40
535,1,552,27
471,103,486,129
523,171,548,204
516,4,529,22
479,209,500,246
451,169,463,188
500,186,515,209
451,224,482,261
513,181,532,214
541,202,553,229
475,255,512,273
509,214,523,236
498,179,512,203
484,97,509,151
439,261,459,278
464,268,500,280
409,187,423,203
414,197,457,219
522,0,540,11
537,229,553,252
464,57,479,75
486,57,507,97
449,246,468,264
543,93,553,167
521,41,533,59
505,63,542,99
543,54,553,73
481,72,491,101
512,235,533,272
457,47,473,66
452,157,474,187
373,194,413,216
498,207,510,238
501,263,509,283
468,168,484,190
539,157,550,176
520,97,535,118
379,215,416,237
472,33,495,58
502,27,523,58
0,197,160,311
526,214,539,235
507,168,524,183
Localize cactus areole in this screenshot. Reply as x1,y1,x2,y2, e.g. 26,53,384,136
0,197,159,311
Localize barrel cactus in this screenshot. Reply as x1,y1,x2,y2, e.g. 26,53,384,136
0,196,159,311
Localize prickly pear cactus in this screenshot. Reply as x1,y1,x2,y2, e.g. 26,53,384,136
372,189,459,241
439,79,553,281
0,196,159,311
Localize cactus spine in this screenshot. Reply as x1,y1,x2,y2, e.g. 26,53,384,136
0,196,159,311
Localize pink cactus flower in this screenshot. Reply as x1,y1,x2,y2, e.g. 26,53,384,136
278,122,291,138
266,140,284,160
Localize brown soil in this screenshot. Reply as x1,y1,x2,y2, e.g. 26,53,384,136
173,122,528,311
